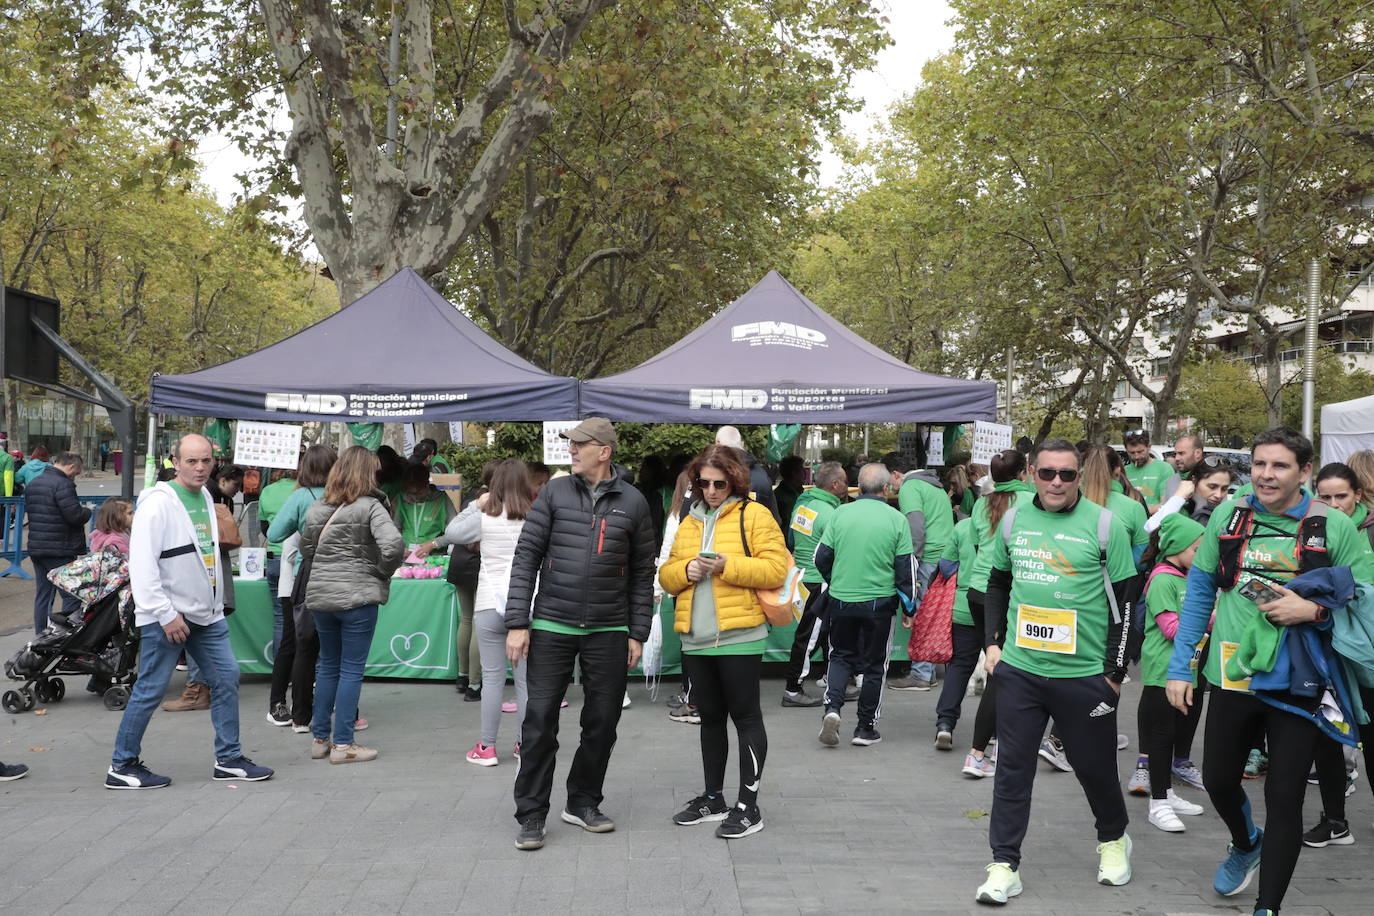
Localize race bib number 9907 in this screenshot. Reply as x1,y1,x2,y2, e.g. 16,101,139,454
1014,605,1078,655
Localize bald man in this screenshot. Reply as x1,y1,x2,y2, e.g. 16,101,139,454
106,434,273,789
714,426,781,523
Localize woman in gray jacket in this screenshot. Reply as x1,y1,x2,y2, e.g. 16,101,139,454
300,446,404,764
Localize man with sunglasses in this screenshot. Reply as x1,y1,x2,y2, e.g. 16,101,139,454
974,438,1138,905
504,418,657,851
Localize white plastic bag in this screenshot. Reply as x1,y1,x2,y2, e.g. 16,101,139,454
642,601,664,677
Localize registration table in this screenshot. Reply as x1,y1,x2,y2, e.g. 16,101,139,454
227,579,910,679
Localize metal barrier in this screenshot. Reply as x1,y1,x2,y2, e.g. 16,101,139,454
0,495,114,579
0,497,30,579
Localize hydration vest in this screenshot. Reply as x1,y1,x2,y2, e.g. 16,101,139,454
1215,498,1331,590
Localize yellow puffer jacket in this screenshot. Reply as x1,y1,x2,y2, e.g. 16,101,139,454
658,498,790,633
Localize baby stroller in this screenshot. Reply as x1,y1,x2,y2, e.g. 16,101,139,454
4,548,139,713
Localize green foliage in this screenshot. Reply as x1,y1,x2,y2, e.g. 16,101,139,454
1174,359,1271,446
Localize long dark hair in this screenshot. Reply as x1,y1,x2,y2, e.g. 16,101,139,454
484,458,533,521
983,449,1025,535
686,445,750,501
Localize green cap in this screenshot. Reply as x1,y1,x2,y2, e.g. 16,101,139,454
1158,512,1205,559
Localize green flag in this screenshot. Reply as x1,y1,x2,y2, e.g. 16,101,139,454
348,422,383,451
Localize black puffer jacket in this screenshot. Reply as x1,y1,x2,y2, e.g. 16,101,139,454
505,472,656,641
24,466,89,558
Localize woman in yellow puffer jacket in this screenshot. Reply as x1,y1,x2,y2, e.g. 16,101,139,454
659,444,789,840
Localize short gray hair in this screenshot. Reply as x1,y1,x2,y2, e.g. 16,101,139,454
714,425,743,449
813,461,846,490
53,451,82,469
857,462,889,495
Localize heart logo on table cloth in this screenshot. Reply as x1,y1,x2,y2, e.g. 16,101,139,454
390,632,431,666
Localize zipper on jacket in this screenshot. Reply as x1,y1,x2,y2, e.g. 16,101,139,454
597,518,606,554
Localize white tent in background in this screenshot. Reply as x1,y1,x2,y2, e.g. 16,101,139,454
1321,394,1374,465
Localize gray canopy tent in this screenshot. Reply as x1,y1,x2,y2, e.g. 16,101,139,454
579,270,996,423
151,268,579,423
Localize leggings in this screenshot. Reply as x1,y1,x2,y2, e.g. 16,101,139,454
683,652,767,808
269,597,296,709
1203,688,1321,912
1313,683,1374,821
455,584,481,681
474,608,527,747
935,622,983,729
1137,685,1204,800
290,631,319,728
971,669,998,753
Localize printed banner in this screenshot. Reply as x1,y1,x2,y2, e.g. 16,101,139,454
543,420,580,465
925,428,944,466
970,421,1013,464
234,420,303,470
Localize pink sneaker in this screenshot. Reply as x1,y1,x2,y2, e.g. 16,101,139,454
513,742,521,759
502,701,518,713
464,742,498,767
560,699,569,708
354,717,368,731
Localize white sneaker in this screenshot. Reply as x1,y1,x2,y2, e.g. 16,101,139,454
975,862,1023,904
1149,801,1185,833
1166,789,1204,816
622,692,631,709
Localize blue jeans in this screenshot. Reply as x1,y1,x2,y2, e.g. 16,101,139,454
31,554,80,633
312,605,378,746
266,556,283,653
112,617,243,767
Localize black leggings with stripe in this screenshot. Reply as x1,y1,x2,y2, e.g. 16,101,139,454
683,652,767,808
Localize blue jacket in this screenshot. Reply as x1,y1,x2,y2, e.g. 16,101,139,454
23,466,90,558
1250,567,1368,746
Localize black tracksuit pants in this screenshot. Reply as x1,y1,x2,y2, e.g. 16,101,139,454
514,628,628,822
824,603,896,727
784,587,830,693
990,662,1128,868
1203,688,1323,912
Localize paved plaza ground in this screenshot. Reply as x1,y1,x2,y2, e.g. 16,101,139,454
0,565,1368,915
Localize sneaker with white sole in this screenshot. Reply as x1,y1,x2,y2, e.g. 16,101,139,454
212,756,274,782
1171,758,1204,790
1096,833,1132,885
105,760,171,790
851,725,882,746
1166,789,1204,816
329,743,378,765
962,752,995,779
1128,756,1150,796
935,724,954,750
291,722,311,734
1214,828,1263,896
975,862,1022,905
465,742,498,767
1303,813,1354,848
622,692,631,709
715,803,763,839
1149,800,1185,833
818,710,841,747
562,805,615,832
672,793,729,825
1038,737,1072,772
265,703,291,727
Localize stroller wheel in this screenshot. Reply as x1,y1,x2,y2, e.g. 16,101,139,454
1,690,23,714
34,681,51,704
17,687,35,712
50,678,65,701
103,685,130,711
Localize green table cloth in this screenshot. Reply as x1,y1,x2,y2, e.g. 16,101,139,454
228,577,460,679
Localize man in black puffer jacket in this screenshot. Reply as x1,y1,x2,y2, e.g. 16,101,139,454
25,452,89,633
505,418,656,851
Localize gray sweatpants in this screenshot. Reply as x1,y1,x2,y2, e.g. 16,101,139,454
475,608,527,747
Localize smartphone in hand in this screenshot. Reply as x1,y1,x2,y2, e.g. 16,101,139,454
1239,578,1284,605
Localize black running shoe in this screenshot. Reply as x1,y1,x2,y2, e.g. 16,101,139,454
515,816,546,850
1303,813,1354,848
0,762,29,781
852,725,882,746
562,805,615,832
672,793,729,825
715,804,764,839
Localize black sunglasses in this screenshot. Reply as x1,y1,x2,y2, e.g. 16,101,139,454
695,478,730,491
1035,467,1079,482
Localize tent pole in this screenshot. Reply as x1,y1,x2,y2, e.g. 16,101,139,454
1302,258,1320,440
145,407,158,489
863,424,870,456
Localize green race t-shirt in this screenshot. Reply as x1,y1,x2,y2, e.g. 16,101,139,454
1141,569,1188,688
898,475,953,562
1104,483,1149,556
820,497,914,602
685,638,767,657
170,481,216,589
944,516,976,627
790,487,842,584
985,497,1136,678
1125,459,1173,506
1193,493,1374,689
965,483,1034,595
257,477,296,554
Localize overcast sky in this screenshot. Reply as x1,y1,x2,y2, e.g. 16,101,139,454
194,2,957,203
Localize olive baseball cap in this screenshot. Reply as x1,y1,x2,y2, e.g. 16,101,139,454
561,417,617,450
